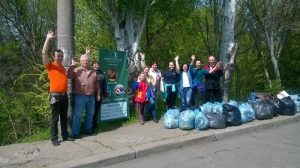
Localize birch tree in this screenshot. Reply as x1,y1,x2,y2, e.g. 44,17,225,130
218,0,238,102
245,0,300,86
87,0,156,81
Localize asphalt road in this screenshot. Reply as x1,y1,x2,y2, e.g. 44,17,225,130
102,121,300,168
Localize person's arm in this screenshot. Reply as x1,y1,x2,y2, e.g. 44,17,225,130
68,57,77,79
85,48,91,57
174,55,180,73
208,61,223,73
190,55,195,65
42,31,55,65
102,73,108,98
95,72,101,101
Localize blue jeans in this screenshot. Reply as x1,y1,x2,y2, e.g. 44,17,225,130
180,87,192,111
72,94,95,135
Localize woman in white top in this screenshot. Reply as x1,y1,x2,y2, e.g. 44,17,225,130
147,62,161,122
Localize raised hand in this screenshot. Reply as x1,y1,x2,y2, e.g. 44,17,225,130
85,48,91,55
191,55,195,60
174,55,179,61
46,31,55,39
216,61,223,69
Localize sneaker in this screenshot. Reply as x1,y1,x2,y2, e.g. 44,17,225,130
52,140,60,146
140,121,145,125
153,119,159,123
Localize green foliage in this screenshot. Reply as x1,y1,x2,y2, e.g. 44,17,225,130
75,0,115,61
0,63,50,145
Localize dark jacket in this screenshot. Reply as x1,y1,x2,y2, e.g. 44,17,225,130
96,70,107,98
203,65,223,89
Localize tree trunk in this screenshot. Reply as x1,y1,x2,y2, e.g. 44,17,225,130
218,0,237,102
105,0,152,82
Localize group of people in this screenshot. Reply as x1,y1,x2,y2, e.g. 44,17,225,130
42,31,106,146
43,30,223,146
132,55,223,125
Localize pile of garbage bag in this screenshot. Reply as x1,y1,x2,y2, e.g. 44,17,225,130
163,90,298,131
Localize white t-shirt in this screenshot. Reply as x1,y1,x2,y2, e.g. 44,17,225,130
182,72,190,88
148,68,162,89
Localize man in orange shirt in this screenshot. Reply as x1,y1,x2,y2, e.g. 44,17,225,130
42,31,73,146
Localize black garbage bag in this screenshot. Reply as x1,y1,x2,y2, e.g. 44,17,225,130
222,104,242,126
252,100,274,120
205,113,227,129
279,97,296,116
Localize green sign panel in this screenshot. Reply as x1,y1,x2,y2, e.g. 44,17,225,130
99,48,128,121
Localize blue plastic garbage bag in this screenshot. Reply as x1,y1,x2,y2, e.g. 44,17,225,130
200,102,214,114
228,100,239,107
164,109,180,129
193,108,201,115
205,112,227,129
222,104,242,126
179,110,196,130
195,112,209,130
201,102,223,115
252,100,274,120
239,103,255,123
290,95,300,112
248,92,257,104
212,102,223,114
278,97,296,116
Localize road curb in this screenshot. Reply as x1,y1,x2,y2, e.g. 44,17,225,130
50,114,300,168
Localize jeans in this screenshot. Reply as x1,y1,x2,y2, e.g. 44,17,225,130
72,94,95,135
50,94,68,141
180,87,193,111
148,88,158,120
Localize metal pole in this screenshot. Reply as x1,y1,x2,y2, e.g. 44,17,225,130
57,0,75,135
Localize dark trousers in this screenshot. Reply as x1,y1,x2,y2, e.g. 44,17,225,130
136,102,147,123
166,86,177,109
205,89,222,103
192,86,205,106
93,99,101,130
50,94,68,141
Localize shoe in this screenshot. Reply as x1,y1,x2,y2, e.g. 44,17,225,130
52,140,60,146
70,134,80,139
153,119,159,123
63,136,75,141
85,130,94,136
140,121,145,125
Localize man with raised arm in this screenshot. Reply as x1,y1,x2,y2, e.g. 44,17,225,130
68,48,101,138
42,31,73,146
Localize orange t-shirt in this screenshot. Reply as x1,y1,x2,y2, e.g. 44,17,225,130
45,62,68,93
